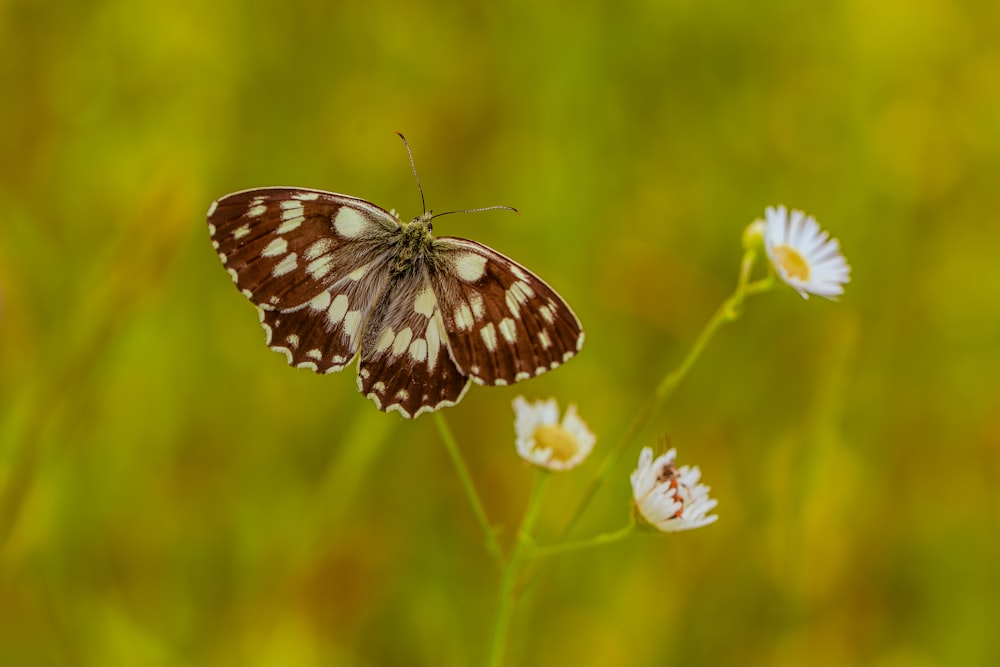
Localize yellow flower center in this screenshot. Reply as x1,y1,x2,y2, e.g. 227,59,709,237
533,424,579,463
772,244,811,281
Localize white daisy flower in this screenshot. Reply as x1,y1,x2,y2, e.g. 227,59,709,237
513,397,595,472
630,447,718,532
761,205,851,300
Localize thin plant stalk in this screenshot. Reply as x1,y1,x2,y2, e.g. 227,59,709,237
487,471,549,667
433,412,505,569
526,518,636,560
516,249,772,596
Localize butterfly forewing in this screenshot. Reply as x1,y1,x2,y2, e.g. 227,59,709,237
430,238,585,386
208,188,398,309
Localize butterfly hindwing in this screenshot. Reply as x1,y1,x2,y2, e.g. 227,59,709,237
429,238,585,386
356,270,470,418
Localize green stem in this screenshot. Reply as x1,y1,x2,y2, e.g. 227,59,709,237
527,518,635,560
487,471,549,667
433,412,504,569
564,249,759,536
516,248,769,596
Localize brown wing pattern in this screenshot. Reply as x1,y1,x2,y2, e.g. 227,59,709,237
207,187,398,310
356,271,470,418
208,188,398,373
429,238,584,387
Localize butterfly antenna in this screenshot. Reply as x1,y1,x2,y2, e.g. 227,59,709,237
396,132,427,215
431,205,520,220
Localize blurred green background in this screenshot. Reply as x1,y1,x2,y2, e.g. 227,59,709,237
3,0,999,665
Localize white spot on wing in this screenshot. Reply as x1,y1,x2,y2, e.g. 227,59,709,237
454,252,488,282
408,338,428,362
509,281,533,304
262,237,287,257
538,330,552,349
454,303,474,331
277,215,304,234
334,207,365,238
248,203,267,218
469,292,485,319
304,239,334,261
426,311,445,370
392,327,413,357
374,327,395,354
414,288,436,317
307,255,335,279
498,317,517,343
233,223,250,240
286,334,299,348
538,304,555,324
510,264,529,281
272,253,298,277
307,348,323,360
505,291,520,318
343,310,363,342
294,191,320,201
328,294,349,324
480,322,498,351
347,262,370,281
309,291,332,311
207,202,218,218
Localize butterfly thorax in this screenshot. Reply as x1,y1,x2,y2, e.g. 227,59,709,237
391,212,436,277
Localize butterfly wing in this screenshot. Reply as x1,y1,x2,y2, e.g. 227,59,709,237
208,187,399,373
356,268,471,418
429,238,585,386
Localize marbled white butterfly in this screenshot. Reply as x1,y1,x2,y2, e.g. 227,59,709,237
207,137,584,418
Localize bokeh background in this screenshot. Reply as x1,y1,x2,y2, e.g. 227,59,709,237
3,0,999,665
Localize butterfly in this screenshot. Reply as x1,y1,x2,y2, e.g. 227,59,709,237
206,142,584,418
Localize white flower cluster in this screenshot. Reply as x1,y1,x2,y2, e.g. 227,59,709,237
513,398,718,533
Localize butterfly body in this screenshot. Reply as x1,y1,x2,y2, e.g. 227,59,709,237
208,187,583,418
389,213,435,277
